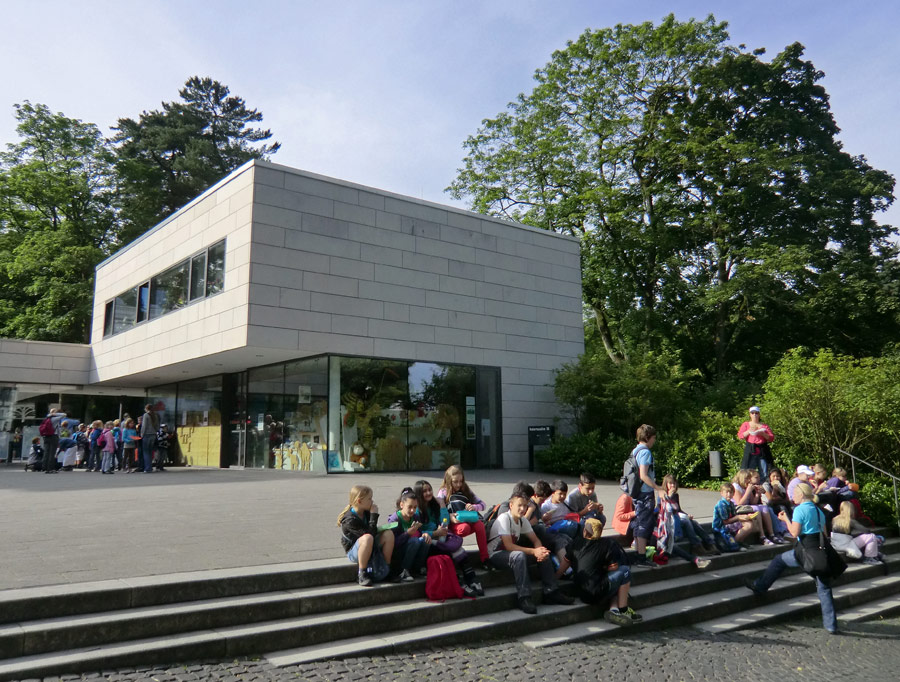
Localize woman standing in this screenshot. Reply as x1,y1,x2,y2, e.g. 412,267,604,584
738,406,774,478
744,482,842,634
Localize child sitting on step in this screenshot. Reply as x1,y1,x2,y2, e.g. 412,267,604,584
414,479,482,597
540,480,579,538
487,491,574,614
732,469,781,545
387,487,432,582
830,501,884,564
713,483,762,551
662,475,718,555
338,484,396,587
557,518,642,626
437,465,490,568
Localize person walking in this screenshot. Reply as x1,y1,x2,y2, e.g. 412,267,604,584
139,404,159,473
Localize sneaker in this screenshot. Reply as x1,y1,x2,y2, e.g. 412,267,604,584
862,557,883,565
623,606,643,622
703,544,722,556
518,597,537,614
481,561,496,572
631,557,659,570
358,572,373,587
772,535,785,545
472,581,485,596
543,590,575,606
763,537,775,546
462,584,478,598
604,609,632,626
694,558,711,570
398,568,415,582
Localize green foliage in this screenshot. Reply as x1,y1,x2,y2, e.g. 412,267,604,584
450,15,899,382
856,473,900,529
0,102,117,342
112,76,280,242
534,431,632,480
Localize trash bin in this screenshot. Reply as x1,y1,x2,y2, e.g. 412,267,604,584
709,450,723,478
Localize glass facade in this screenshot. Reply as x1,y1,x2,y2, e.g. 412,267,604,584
142,354,501,473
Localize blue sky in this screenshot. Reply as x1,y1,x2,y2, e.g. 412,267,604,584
2,1,898,226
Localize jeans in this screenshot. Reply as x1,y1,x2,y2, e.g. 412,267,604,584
87,444,101,470
677,514,711,546
633,491,656,539
141,434,157,472
100,450,115,473
752,549,837,632
42,435,58,471
605,565,631,597
489,549,558,599
397,537,430,573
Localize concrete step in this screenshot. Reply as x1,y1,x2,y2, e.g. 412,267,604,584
838,591,900,623
518,548,900,648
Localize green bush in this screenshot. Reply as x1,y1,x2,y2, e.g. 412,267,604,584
535,431,633,480
856,473,900,529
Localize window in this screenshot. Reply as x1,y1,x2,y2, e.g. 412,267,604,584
206,240,225,296
136,282,150,322
103,239,225,337
189,253,207,301
150,261,189,319
112,288,138,335
103,301,114,337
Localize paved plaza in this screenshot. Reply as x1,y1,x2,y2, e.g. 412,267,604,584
1,465,720,591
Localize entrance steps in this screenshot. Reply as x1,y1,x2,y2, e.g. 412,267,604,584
0,534,896,680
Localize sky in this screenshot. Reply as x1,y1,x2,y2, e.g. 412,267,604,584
2,0,899,226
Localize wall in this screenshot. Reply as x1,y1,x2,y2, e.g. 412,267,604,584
89,166,255,383
0,339,90,385
245,162,584,468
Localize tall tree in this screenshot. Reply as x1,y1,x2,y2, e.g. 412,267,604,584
449,16,897,379
0,102,118,342
113,76,280,242
448,15,732,365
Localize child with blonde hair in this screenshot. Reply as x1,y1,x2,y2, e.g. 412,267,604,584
337,485,396,586
732,469,781,544
831,501,883,564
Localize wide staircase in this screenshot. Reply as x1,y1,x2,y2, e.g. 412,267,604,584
1,529,898,680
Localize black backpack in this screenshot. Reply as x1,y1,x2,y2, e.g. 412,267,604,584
482,502,504,534
620,446,647,498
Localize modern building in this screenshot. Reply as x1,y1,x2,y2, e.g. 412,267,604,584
0,161,584,472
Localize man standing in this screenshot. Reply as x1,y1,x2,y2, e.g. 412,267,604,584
140,404,159,473
41,408,66,474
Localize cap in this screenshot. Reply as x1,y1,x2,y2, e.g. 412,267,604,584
749,406,761,413
796,465,814,476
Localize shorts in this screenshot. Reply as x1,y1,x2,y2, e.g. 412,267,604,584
347,537,365,563
726,522,742,534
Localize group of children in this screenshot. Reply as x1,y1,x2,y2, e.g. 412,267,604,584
338,466,653,625
25,417,172,474
338,455,883,628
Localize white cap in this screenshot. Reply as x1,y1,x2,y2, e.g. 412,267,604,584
749,406,761,413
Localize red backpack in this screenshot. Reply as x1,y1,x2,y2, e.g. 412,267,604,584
425,555,464,602
39,417,55,437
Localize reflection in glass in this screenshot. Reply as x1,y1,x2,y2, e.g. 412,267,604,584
246,364,284,469
103,301,114,337
283,357,329,472
136,282,149,322
176,376,222,467
189,253,206,301
150,261,189,318
206,240,225,296
339,358,408,472
409,363,474,470
112,288,137,334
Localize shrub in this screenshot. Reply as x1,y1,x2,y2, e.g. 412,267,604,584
856,473,900,529
535,431,633,480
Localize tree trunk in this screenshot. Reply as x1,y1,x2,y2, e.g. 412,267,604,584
592,304,625,365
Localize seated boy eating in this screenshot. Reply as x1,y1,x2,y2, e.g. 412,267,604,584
488,491,575,614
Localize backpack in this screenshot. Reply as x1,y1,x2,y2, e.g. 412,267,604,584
425,555,464,602
39,417,55,437
620,445,647,498
482,503,503,534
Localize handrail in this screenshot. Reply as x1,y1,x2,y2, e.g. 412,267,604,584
832,445,900,536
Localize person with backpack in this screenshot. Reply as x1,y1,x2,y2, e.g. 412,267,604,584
99,421,117,474
625,424,663,567
487,491,574,614
40,408,66,474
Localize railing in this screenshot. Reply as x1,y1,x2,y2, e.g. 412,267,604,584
832,445,900,536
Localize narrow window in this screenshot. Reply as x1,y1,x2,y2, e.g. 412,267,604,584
103,300,114,337
206,240,225,296
189,252,207,301
136,282,150,322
